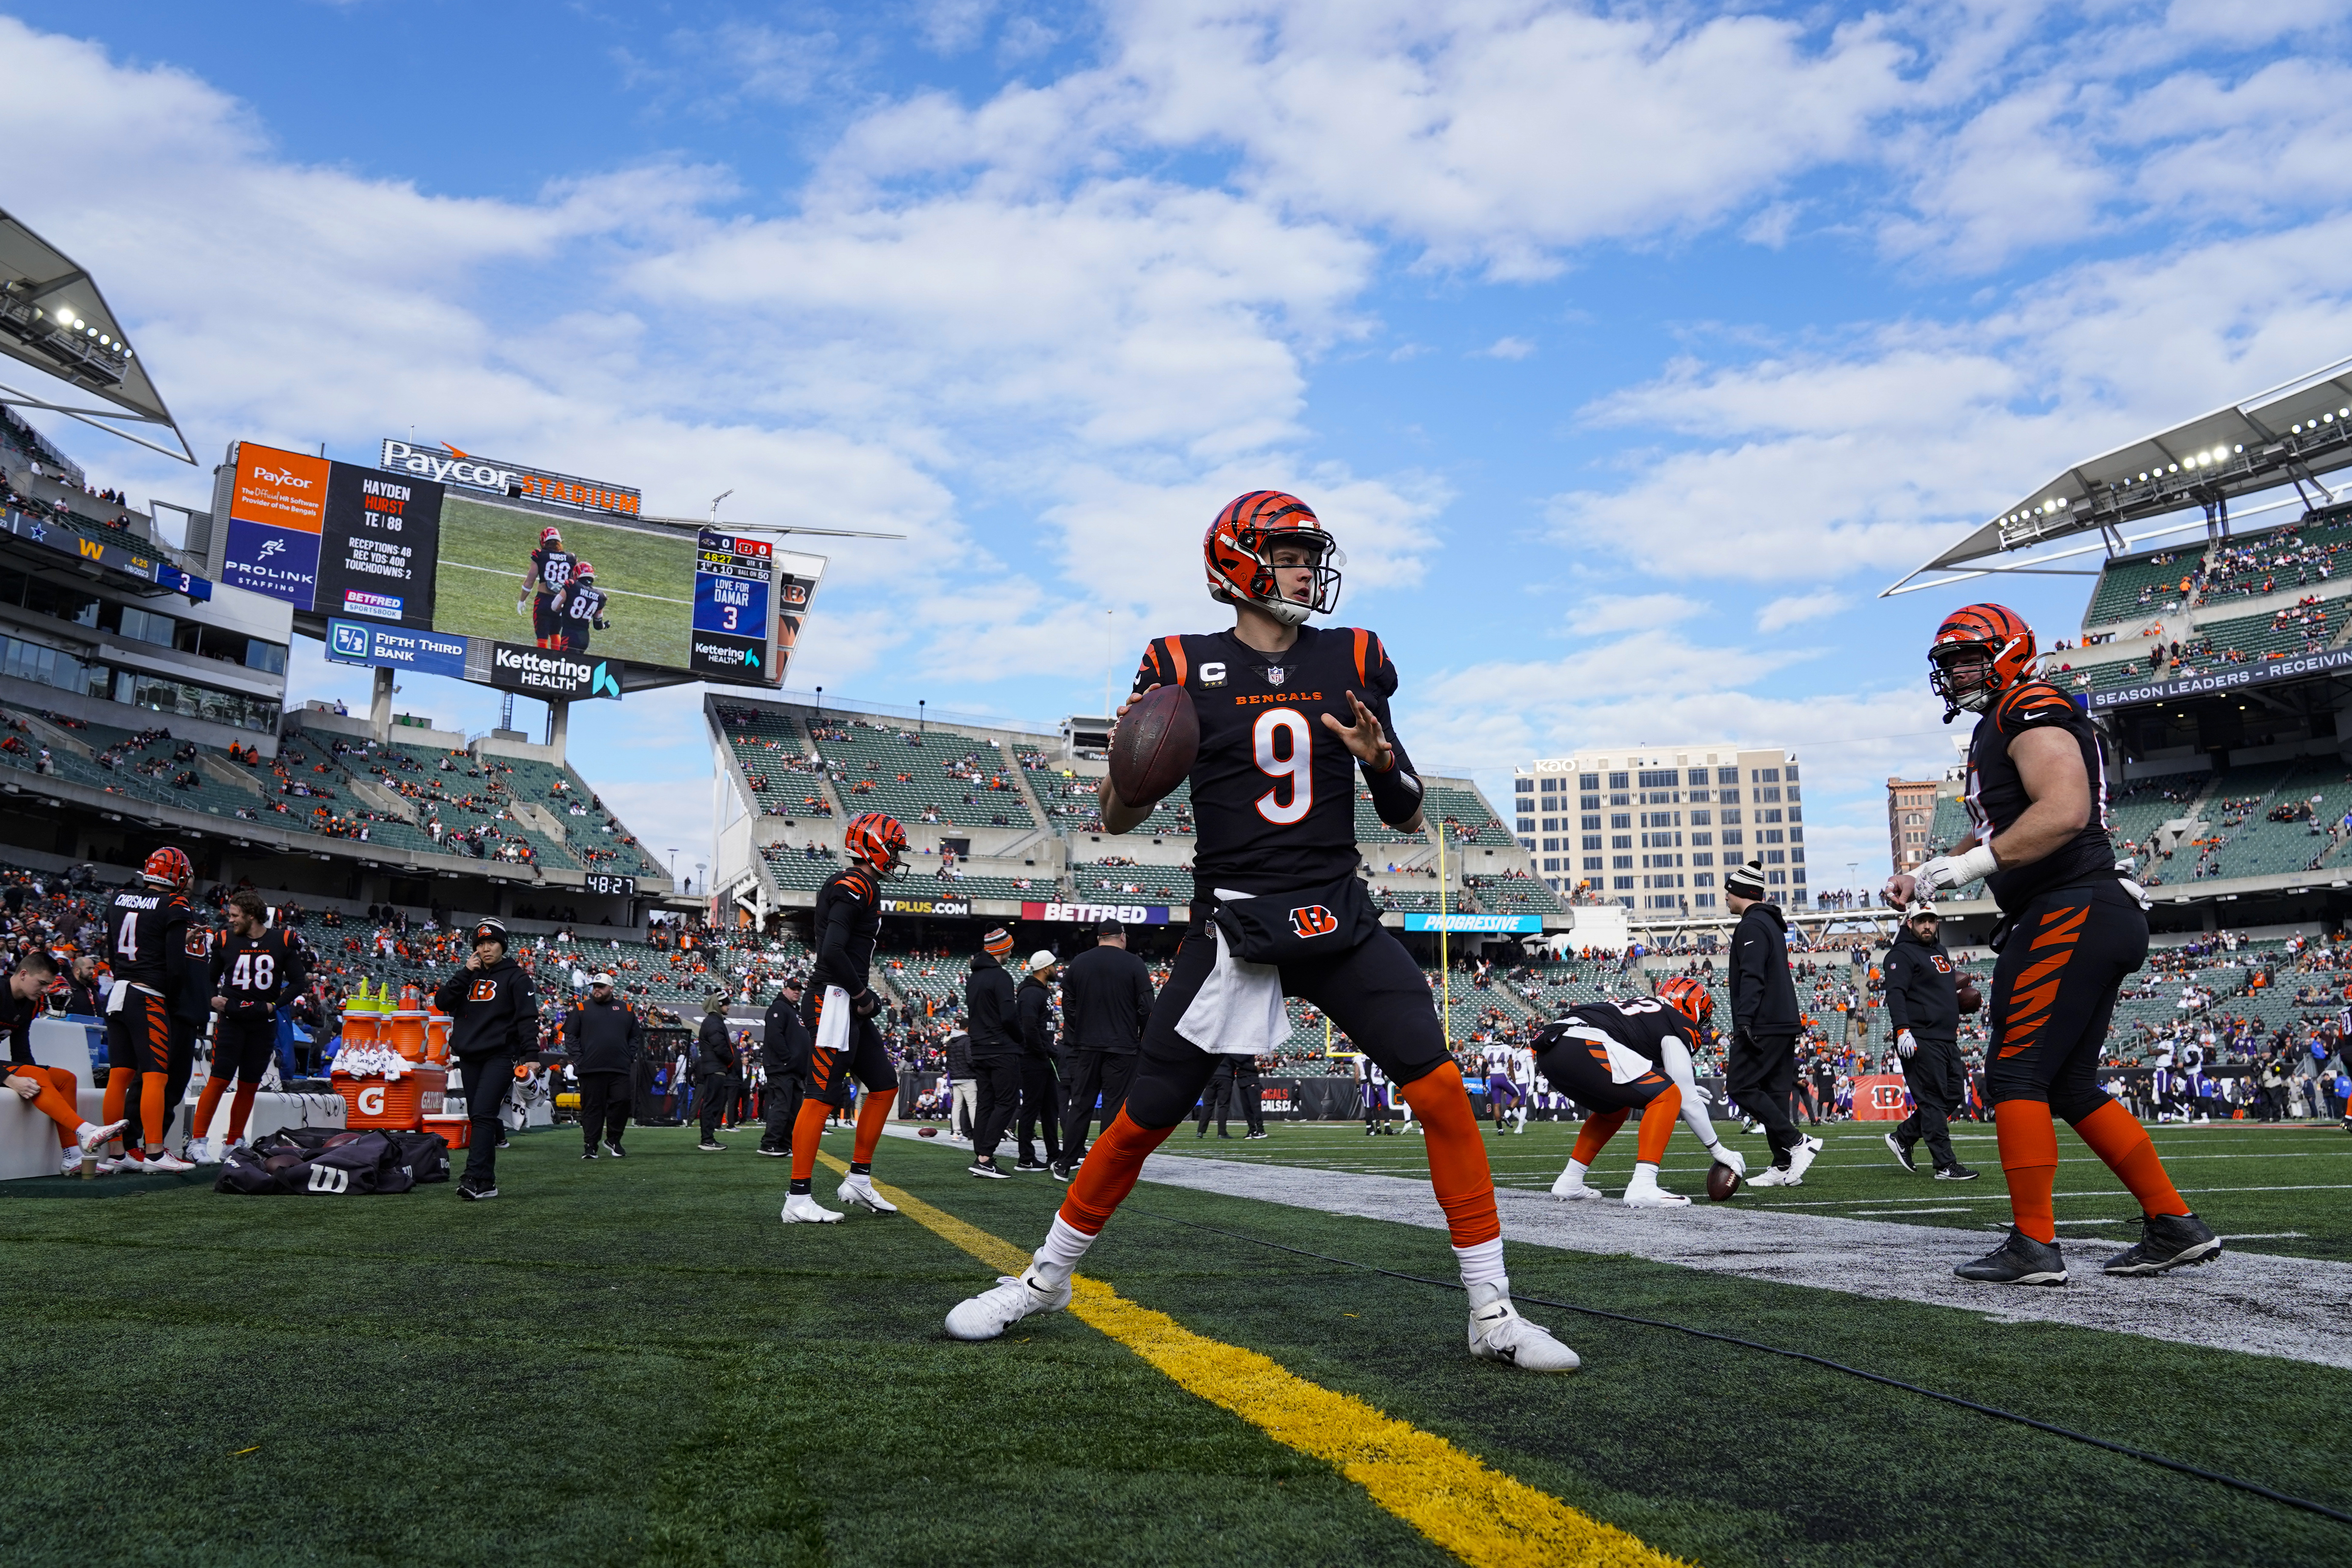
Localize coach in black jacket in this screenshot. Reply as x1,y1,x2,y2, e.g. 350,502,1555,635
694,995,737,1151
965,929,1022,1177
1055,918,1153,1174
760,976,811,1159
1882,907,1975,1180
567,975,640,1160
1014,952,1063,1171
1724,861,1811,1184
434,918,539,1200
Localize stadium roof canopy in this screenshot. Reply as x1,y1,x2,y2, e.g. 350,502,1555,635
1884,354,2352,597
0,206,191,463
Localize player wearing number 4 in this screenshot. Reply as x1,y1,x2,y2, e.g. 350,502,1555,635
189,891,308,1163
946,491,1579,1372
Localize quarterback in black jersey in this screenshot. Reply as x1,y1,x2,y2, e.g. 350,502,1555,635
1538,979,1744,1208
1891,603,2216,1285
101,847,196,1170
191,891,309,1160
781,811,908,1225
946,490,1577,1373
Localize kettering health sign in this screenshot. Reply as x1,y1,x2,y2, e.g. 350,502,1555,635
325,619,467,679
1401,913,1542,934
2087,645,2352,711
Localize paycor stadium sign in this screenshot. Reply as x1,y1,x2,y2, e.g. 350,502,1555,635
2086,645,2352,711
378,440,641,518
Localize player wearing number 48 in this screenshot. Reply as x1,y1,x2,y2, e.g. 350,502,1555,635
946,491,1580,1373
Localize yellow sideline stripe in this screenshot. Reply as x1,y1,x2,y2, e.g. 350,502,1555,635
818,1153,1687,1568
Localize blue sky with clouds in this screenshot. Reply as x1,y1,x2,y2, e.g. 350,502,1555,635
9,0,2352,889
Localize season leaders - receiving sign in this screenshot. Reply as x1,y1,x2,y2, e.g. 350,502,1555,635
1400,913,1543,934
324,619,468,680
691,529,776,682
488,641,622,701
1021,901,1178,925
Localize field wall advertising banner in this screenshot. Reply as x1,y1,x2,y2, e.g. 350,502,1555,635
221,440,815,688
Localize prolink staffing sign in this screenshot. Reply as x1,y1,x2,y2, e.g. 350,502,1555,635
379,440,642,518
489,641,622,701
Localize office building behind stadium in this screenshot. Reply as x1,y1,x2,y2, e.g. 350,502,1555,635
1512,744,1808,912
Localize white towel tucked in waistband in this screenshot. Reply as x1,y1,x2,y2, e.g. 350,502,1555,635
1176,890,1288,1058
1553,1023,1656,1085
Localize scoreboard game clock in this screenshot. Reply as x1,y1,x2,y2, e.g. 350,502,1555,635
691,529,779,683
583,872,637,897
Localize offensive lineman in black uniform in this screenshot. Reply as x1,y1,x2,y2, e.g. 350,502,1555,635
1542,978,1746,1206
1880,904,1976,1181
1890,603,2217,1284
100,848,195,1171
946,490,1577,1371
192,891,307,1161
780,811,906,1223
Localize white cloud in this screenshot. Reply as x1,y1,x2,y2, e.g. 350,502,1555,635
1565,592,1705,637
1757,590,1850,632
1474,335,1534,360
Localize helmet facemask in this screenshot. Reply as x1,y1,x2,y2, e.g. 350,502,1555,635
1929,643,1999,721
1222,528,1343,626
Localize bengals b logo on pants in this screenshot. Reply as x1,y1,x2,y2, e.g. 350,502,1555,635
1289,905,1337,939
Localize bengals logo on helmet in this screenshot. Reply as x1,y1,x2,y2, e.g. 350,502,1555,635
1289,905,1339,939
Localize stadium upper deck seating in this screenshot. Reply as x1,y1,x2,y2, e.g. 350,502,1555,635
2083,548,2202,628
1465,874,1564,915
809,718,1037,831
714,706,838,820
1070,861,1193,903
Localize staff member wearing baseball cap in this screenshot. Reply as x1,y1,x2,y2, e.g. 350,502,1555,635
434,918,539,1201
568,972,640,1161
1882,905,1979,1181
759,975,812,1160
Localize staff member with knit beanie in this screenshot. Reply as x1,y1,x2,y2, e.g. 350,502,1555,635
435,918,538,1201
1723,860,1819,1187
965,928,1022,1178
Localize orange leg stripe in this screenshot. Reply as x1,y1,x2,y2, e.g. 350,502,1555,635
2032,905,2091,945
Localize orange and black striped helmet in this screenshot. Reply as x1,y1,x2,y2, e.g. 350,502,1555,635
1929,603,2037,723
1656,976,1714,1037
141,845,193,890
1203,491,1343,627
844,811,908,876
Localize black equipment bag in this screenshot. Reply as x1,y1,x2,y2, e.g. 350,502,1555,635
212,1127,449,1195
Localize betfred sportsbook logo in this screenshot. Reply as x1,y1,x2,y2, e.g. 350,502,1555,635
1289,904,1338,938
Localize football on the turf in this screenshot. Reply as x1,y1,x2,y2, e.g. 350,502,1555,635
1957,979,1983,1014
1108,683,1199,807
918,1126,939,1138
1706,1163,1741,1201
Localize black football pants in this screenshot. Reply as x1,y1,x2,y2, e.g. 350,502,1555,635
578,1071,630,1152
1195,1071,1232,1136
760,1071,804,1154
118,1013,200,1150
1016,1058,1063,1165
458,1050,511,1188
1727,1031,1802,1168
698,1075,733,1142
970,1056,1021,1162
1985,878,2148,1124
1895,1036,1962,1169
1059,1048,1134,1160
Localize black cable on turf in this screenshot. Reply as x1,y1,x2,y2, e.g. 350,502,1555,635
1123,1205,2352,1531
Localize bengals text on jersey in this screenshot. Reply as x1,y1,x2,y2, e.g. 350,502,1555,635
1131,625,1422,896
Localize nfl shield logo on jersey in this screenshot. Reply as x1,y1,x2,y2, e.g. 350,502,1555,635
1265,664,1286,686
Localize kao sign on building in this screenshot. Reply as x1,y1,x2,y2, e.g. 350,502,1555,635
379,440,642,517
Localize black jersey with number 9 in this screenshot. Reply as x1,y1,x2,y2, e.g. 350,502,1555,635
1131,625,1416,896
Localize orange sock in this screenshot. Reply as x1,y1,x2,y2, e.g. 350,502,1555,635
102,1065,129,1134
138,1070,169,1151
12,1068,82,1144
226,1083,259,1142
787,1098,832,1184
849,1091,892,1170
1571,1108,1628,1166
1398,1061,1500,1248
2073,1099,2189,1217
1636,1085,1682,1165
1995,1100,2059,1243
194,1076,231,1140
1060,1110,1176,1235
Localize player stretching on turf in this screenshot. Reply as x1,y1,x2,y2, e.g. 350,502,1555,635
1545,978,1744,1207
5,949,123,1171
946,491,1578,1371
1891,604,2218,1285
780,811,908,1223
191,892,308,1162
516,526,577,649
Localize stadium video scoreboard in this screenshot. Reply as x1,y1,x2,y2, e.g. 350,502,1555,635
217,440,825,694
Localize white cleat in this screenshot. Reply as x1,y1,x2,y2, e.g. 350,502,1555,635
185,1136,216,1165
1466,1280,1580,1373
1745,1165,1800,1188
1622,1178,1690,1208
837,1174,898,1214
781,1192,844,1224
60,1148,84,1176
945,1264,1073,1341
1787,1135,1823,1182
143,1151,196,1173
77,1119,126,1154
1550,1167,1601,1200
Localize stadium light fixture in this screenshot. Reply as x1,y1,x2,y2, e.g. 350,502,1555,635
0,205,192,463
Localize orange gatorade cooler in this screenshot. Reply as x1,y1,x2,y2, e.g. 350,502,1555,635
387,1011,429,1061
421,1112,469,1148
425,1012,451,1063
332,1065,447,1131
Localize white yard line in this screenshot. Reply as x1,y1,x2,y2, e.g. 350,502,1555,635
1132,1154,2352,1370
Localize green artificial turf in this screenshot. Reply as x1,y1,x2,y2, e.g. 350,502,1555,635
3,1122,2348,1568
432,494,698,669
1157,1117,2352,1260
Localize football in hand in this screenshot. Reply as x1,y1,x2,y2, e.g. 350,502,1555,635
1706,1163,1742,1202
1956,978,1983,1014
1108,683,1199,808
